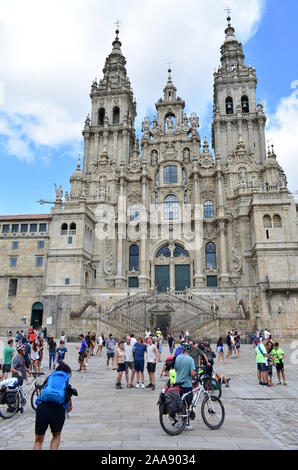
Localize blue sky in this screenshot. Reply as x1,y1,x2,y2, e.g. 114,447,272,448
0,0,297,215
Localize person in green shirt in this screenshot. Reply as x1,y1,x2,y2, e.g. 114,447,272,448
271,342,287,385
255,338,270,386
3,339,15,379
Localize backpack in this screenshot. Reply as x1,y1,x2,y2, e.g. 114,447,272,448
164,386,183,418
38,371,69,405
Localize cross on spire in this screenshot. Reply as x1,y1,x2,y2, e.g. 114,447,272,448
114,19,121,31
167,61,172,71
225,6,232,21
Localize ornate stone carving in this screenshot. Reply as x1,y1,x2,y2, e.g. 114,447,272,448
163,142,177,161
103,254,115,276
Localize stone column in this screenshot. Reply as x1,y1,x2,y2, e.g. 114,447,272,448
248,120,254,154
216,159,229,287
115,171,126,288
193,159,204,288
226,121,232,152
139,166,150,290
113,131,118,163
83,132,90,174
94,132,100,163
259,120,266,163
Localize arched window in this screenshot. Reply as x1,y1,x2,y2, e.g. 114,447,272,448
273,214,282,228
241,96,249,113
155,170,160,186
130,205,139,221
206,242,217,269
113,106,120,125
184,191,188,204
129,244,139,271
204,201,214,219
98,108,105,126
182,168,187,185
164,194,179,220
70,222,76,234
156,244,171,257
61,223,68,234
174,244,189,257
263,215,272,228
163,165,177,184
226,97,234,115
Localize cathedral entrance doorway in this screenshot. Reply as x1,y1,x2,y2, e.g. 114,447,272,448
153,243,192,292
31,302,44,329
155,265,169,292
175,264,190,291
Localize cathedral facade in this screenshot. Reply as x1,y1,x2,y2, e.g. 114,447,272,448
1,17,298,338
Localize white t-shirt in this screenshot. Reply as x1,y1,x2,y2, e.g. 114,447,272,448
97,336,103,345
147,344,157,363
130,337,137,347
264,330,269,339
31,350,40,361
60,335,66,343
124,343,134,362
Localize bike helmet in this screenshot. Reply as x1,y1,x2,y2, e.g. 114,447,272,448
181,342,191,352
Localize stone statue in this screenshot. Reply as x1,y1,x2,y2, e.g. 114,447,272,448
167,116,174,133
232,249,242,273
239,167,247,185
190,112,199,128
151,150,158,166
183,148,190,164
55,184,63,200
103,254,114,276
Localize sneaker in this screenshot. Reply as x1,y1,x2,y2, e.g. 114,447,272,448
145,383,153,388
283,383,288,386
115,384,123,389
259,382,264,385
185,425,193,431
277,382,282,385
141,383,145,389
226,378,231,385
136,383,140,388
151,385,156,390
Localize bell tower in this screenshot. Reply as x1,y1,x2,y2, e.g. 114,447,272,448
212,14,267,164
82,28,137,174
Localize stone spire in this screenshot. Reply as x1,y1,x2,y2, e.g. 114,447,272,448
96,28,132,94
220,13,245,68
163,66,177,101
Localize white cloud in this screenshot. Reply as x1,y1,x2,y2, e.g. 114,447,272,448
266,81,298,195
0,0,265,161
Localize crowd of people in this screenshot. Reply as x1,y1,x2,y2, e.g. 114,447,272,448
0,325,289,448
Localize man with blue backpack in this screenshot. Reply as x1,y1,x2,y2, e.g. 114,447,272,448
33,363,78,450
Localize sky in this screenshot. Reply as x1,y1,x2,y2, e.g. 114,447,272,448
0,0,297,215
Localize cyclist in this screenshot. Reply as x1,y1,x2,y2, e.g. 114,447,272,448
174,343,196,430
11,345,27,385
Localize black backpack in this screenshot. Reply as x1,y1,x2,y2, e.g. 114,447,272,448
164,387,184,418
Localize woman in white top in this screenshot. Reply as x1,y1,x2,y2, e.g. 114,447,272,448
96,333,104,356
31,342,40,375
115,341,126,389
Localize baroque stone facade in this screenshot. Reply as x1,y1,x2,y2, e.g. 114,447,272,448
1,18,298,338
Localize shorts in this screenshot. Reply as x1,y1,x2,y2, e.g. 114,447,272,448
117,363,126,373
107,352,114,360
78,352,86,363
257,363,267,372
236,343,240,349
125,361,134,370
3,364,11,373
228,345,232,350
35,402,66,435
276,362,284,371
134,359,144,372
217,346,224,354
147,362,156,373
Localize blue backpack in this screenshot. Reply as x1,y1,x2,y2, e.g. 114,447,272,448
38,371,69,406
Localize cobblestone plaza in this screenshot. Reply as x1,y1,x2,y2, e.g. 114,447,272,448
0,341,297,450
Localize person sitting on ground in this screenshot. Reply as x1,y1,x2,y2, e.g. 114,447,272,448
33,363,77,451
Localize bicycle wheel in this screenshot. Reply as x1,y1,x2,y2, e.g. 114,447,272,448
31,387,41,411
159,405,187,436
0,391,20,419
201,395,225,430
